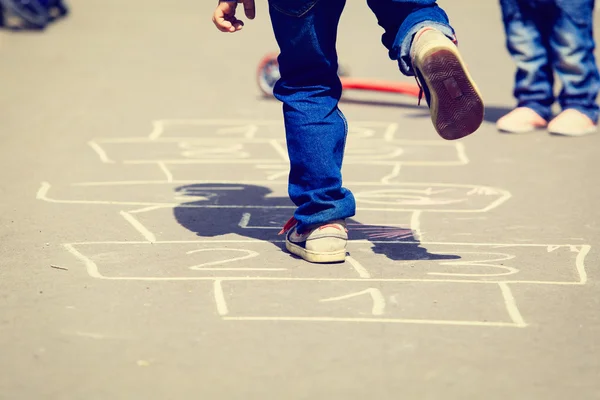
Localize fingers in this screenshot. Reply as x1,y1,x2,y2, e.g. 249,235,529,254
212,1,240,32
214,16,243,33
230,18,244,31
212,0,254,33
213,17,236,33
241,0,255,19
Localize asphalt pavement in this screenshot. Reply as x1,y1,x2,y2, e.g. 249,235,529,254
1,1,599,399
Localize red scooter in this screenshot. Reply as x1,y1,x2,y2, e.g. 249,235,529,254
256,52,421,99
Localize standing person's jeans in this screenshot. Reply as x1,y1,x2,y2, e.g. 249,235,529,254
500,0,600,122
268,0,455,233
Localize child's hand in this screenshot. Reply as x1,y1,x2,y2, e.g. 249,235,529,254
212,0,255,33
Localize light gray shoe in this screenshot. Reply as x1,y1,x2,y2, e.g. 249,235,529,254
279,218,348,263
548,109,597,136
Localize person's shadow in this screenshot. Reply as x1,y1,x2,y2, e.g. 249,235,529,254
173,183,460,262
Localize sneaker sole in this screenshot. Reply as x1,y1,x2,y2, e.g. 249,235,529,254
419,48,484,140
549,128,597,137
285,241,347,263
498,126,547,134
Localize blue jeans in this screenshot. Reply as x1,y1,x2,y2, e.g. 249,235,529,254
267,0,454,233
499,0,600,122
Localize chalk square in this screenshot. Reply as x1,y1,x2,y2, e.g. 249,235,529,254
220,280,520,327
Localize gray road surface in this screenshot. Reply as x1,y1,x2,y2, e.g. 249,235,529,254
1,1,599,399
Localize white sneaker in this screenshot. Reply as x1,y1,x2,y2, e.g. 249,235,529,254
496,107,548,134
279,217,347,263
411,27,484,140
548,109,597,137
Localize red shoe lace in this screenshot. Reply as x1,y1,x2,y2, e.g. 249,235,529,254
278,217,298,235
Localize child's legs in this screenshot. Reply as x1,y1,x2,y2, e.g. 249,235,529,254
550,0,600,123
366,0,455,75
268,0,355,233
500,0,554,120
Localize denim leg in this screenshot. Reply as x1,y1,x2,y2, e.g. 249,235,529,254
550,0,600,123
499,0,554,120
366,0,455,75
267,0,355,233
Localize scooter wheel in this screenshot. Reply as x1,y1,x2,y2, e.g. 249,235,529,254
256,53,280,97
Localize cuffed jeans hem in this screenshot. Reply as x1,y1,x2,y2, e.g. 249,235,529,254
395,21,455,76
560,105,600,123
517,101,553,121
294,201,356,233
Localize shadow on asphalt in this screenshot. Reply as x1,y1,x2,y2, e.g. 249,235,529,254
173,183,461,262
